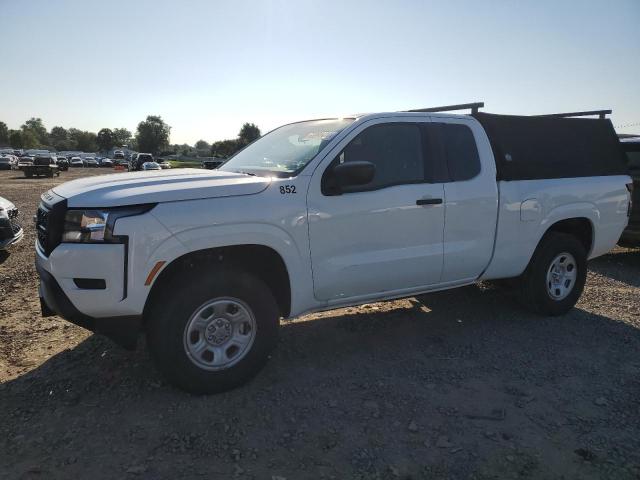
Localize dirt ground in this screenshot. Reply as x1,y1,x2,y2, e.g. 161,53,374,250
1,168,639,479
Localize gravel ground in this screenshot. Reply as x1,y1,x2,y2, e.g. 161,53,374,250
1,168,639,479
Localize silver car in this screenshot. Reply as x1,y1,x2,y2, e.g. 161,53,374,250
142,162,161,171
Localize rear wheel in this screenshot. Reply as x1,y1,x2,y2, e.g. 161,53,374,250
146,268,280,394
517,232,587,315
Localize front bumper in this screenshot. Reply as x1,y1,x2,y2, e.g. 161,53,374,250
0,213,23,249
0,227,23,249
36,261,141,349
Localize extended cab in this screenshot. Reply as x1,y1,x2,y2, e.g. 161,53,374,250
35,105,631,393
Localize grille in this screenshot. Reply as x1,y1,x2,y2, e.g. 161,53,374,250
36,205,49,251
7,208,21,235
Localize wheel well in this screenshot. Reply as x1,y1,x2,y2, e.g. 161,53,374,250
546,217,593,254
144,245,291,321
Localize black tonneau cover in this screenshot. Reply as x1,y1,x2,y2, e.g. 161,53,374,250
472,112,628,181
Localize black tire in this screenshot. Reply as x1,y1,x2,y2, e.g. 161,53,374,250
517,232,587,316
146,268,280,394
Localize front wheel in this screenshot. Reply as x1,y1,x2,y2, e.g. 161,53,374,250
146,268,280,394
517,232,587,316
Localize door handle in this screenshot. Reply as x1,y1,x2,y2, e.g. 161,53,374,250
416,198,443,206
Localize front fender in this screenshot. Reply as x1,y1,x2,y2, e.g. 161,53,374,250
144,222,315,317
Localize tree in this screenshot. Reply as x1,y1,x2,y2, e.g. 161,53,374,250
211,139,240,158
21,117,48,145
50,126,71,150
209,122,261,158
195,139,210,151
97,128,116,151
9,130,23,148
113,128,132,147
74,131,98,152
136,115,171,154
0,122,8,145
20,129,39,148
238,123,261,146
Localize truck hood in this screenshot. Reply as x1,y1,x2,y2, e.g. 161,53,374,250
52,168,271,207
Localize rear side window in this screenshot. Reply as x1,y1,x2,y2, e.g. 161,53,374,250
624,145,640,173
340,123,424,190
440,123,481,181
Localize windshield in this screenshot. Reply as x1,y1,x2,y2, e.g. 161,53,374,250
220,118,354,177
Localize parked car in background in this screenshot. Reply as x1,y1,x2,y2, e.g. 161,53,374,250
201,158,225,169
18,157,34,169
22,155,59,178
56,156,69,171
0,155,17,170
113,159,130,171
34,105,631,393
619,136,640,247
85,158,99,168
101,158,113,168
0,196,23,249
114,150,125,160
159,161,172,169
142,161,161,171
70,157,84,167
135,153,154,171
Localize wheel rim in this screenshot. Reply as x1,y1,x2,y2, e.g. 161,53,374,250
183,297,257,371
546,252,577,301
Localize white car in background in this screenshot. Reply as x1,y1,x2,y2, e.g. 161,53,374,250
142,162,161,171
0,196,23,249
70,157,84,167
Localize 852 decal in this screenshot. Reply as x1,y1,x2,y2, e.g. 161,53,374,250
279,185,296,194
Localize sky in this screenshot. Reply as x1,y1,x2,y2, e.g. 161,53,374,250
1,0,639,145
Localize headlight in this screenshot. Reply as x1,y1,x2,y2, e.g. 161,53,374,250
62,210,110,242
60,204,156,244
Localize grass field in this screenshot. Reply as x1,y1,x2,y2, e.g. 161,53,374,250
168,160,202,168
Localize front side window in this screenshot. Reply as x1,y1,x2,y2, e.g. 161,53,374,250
335,123,424,191
220,118,354,177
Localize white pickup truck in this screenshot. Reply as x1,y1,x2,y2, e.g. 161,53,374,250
35,104,632,393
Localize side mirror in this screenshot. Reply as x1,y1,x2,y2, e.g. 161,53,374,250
332,161,375,190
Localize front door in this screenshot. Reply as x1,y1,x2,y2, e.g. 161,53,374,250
307,120,445,302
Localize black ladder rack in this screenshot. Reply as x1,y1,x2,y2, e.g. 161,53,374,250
406,102,484,114
536,109,612,119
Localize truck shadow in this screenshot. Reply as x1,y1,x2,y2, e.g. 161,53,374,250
3,281,639,408
2,282,639,477
588,247,640,288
